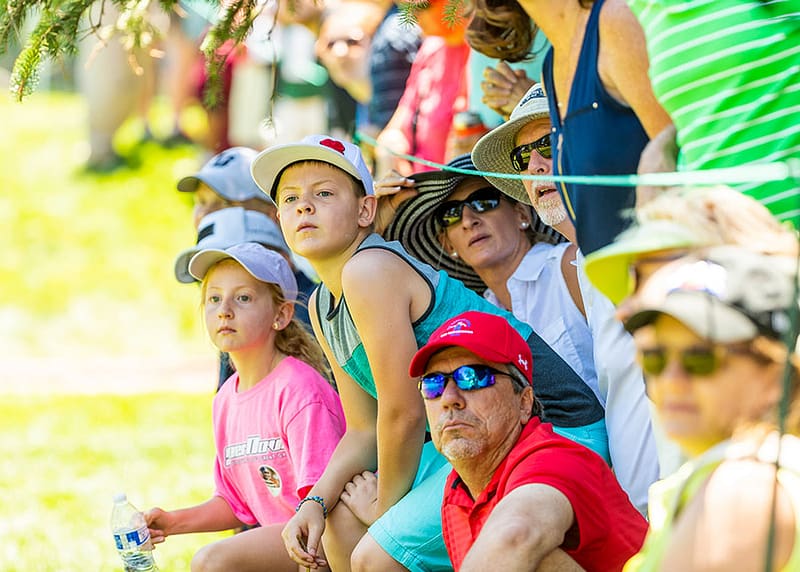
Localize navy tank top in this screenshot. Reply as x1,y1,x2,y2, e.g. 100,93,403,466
542,0,650,255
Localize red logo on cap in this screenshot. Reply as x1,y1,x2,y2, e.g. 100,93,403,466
319,138,346,155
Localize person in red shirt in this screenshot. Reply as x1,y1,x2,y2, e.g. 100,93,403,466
409,310,647,571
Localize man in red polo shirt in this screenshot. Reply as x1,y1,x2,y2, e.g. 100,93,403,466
409,311,647,571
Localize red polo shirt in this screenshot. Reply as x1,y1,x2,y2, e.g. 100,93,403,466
442,418,647,571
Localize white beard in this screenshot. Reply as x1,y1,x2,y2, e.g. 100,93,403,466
536,194,568,227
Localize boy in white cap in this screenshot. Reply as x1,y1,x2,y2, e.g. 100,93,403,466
252,134,606,571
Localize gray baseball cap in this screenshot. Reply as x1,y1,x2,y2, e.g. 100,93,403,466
177,146,275,205
174,207,289,284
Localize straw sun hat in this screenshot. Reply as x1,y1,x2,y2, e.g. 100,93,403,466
471,84,551,205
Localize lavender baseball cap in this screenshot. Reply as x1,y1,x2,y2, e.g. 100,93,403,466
188,242,298,302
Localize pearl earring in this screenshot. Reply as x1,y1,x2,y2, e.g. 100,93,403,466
520,221,530,230
451,251,459,259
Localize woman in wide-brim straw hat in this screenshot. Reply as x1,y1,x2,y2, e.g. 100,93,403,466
381,153,613,465
622,246,800,571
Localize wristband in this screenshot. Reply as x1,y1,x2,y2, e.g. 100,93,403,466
296,495,328,518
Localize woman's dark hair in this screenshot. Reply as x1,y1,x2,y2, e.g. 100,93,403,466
467,0,594,61
467,0,534,62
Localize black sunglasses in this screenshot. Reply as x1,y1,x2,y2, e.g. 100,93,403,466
435,187,503,228
418,364,512,400
509,134,552,171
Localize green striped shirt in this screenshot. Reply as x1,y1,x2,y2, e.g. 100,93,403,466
628,0,800,226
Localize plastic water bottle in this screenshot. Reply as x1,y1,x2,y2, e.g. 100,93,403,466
110,493,158,571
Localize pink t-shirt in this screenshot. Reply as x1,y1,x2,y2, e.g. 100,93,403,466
212,356,345,526
394,36,470,170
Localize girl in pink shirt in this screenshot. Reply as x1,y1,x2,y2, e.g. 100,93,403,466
145,242,345,571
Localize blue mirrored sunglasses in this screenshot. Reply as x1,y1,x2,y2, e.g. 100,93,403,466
418,364,512,399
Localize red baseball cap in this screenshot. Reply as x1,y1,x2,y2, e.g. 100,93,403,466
409,311,532,383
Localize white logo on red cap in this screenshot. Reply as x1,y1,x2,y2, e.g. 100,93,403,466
439,318,473,338
517,355,529,372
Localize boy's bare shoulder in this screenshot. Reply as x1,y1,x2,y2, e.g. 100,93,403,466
342,248,418,293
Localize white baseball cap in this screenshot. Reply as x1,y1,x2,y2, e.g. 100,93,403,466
251,134,374,200
174,207,289,284
189,242,299,302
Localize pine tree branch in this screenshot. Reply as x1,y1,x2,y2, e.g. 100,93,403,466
0,0,457,102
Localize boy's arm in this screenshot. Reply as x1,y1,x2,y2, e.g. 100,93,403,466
460,484,577,572
343,249,429,518
303,289,379,502
283,290,378,566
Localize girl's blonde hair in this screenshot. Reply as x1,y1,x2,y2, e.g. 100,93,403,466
266,283,332,383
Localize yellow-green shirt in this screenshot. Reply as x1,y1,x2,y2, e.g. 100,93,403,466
625,435,800,571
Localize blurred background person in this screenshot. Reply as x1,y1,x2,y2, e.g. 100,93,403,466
317,0,421,169
375,0,471,176
161,1,213,147
628,0,800,225
270,0,357,145
78,2,166,171
315,1,386,110
364,2,420,134
623,247,800,571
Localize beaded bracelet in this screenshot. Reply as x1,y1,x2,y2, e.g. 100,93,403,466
296,495,328,518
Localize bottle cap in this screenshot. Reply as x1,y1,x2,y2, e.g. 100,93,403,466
452,111,488,137
113,493,127,503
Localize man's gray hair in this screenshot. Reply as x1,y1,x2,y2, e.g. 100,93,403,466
506,365,544,419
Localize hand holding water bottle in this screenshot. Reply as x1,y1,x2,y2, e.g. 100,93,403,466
110,493,158,572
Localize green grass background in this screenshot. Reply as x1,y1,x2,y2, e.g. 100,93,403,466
0,92,231,570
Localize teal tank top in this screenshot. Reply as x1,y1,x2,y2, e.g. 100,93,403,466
316,234,604,427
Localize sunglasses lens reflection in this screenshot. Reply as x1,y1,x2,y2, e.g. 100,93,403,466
436,189,501,227
640,348,719,377
419,365,499,399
